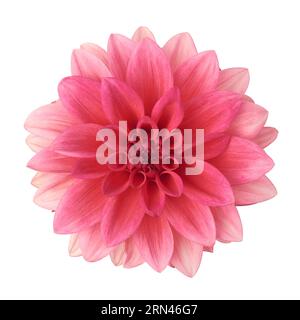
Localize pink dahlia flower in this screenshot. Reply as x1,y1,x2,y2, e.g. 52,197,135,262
25,27,277,277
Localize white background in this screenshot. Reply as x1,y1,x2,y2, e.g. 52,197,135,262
0,0,299,299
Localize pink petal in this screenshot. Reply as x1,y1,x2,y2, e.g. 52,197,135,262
101,78,144,128
54,179,106,234
72,158,107,179
102,171,130,196
183,161,234,206
24,100,79,140
151,87,183,130
211,205,243,242
170,229,203,277
233,175,277,205
71,48,111,80
108,34,135,80
79,224,111,262
27,149,76,173
51,123,102,158
126,38,173,115
218,68,250,94
228,102,268,139
132,26,155,42
174,51,219,101
34,173,74,210
26,134,51,152
252,127,278,148
123,238,144,268
68,234,82,257
58,76,108,124
101,188,145,246
163,32,197,72
156,171,183,197
181,91,242,137
142,180,166,216
80,43,109,66
110,243,127,266
165,195,216,246
210,136,274,185
133,215,174,272
204,134,231,160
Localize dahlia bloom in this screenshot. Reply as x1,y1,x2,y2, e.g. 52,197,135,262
25,27,277,277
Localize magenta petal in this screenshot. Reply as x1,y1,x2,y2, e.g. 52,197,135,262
71,48,111,80
210,136,274,185
163,32,197,72
253,127,278,148
101,188,145,246
233,175,277,205
79,223,112,262
133,215,174,272
165,195,216,246
54,179,106,234
181,91,242,137
108,34,135,80
211,205,243,242
142,180,166,216
126,38,173,115
27,149,75,173
218,68,250,94
101,78,144,128
132,26,155,42
24,100,79,140
228,102,268,139
51,123,101,158
171,229,203,277
156,171,183,197
151,87,183,130
58,76,108,124
183,162,234,206
174,51,219,101
102,171,130,196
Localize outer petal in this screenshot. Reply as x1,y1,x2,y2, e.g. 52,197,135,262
80,43,109,66
54,179,106,233
170,229,203,277
101,188,145,246
68,234,82,257
204,134,231,160
110,243,127,266
132,26,155,42
79,224,111,262
133,215,174,272
71,48,111,80
26,134,51,152
210,136,274,185
27,149,76,173
34,173,74,210
151,87,183,130
228,102,268,139
233,175,277,205
101,78,144,128
126,38,173,115
181,91,242,137
252,127,278,148
58,76,108,124
124,238,144,268
174,51,219,101
51,123,102,158
24,100,79,140
164,195,216,246
108,34,135,80
163,32,197,72
211,205,243,242
218,68,250,94
183,161,234,206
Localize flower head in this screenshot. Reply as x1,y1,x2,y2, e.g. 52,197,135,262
25,27,277,277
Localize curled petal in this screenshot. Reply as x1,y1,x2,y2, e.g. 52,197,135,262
218,68,250,94
133,215,174,272
163,32,197,72
156,171,183,197
142,180,165,216
211,205,243,242
233,175,277,205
